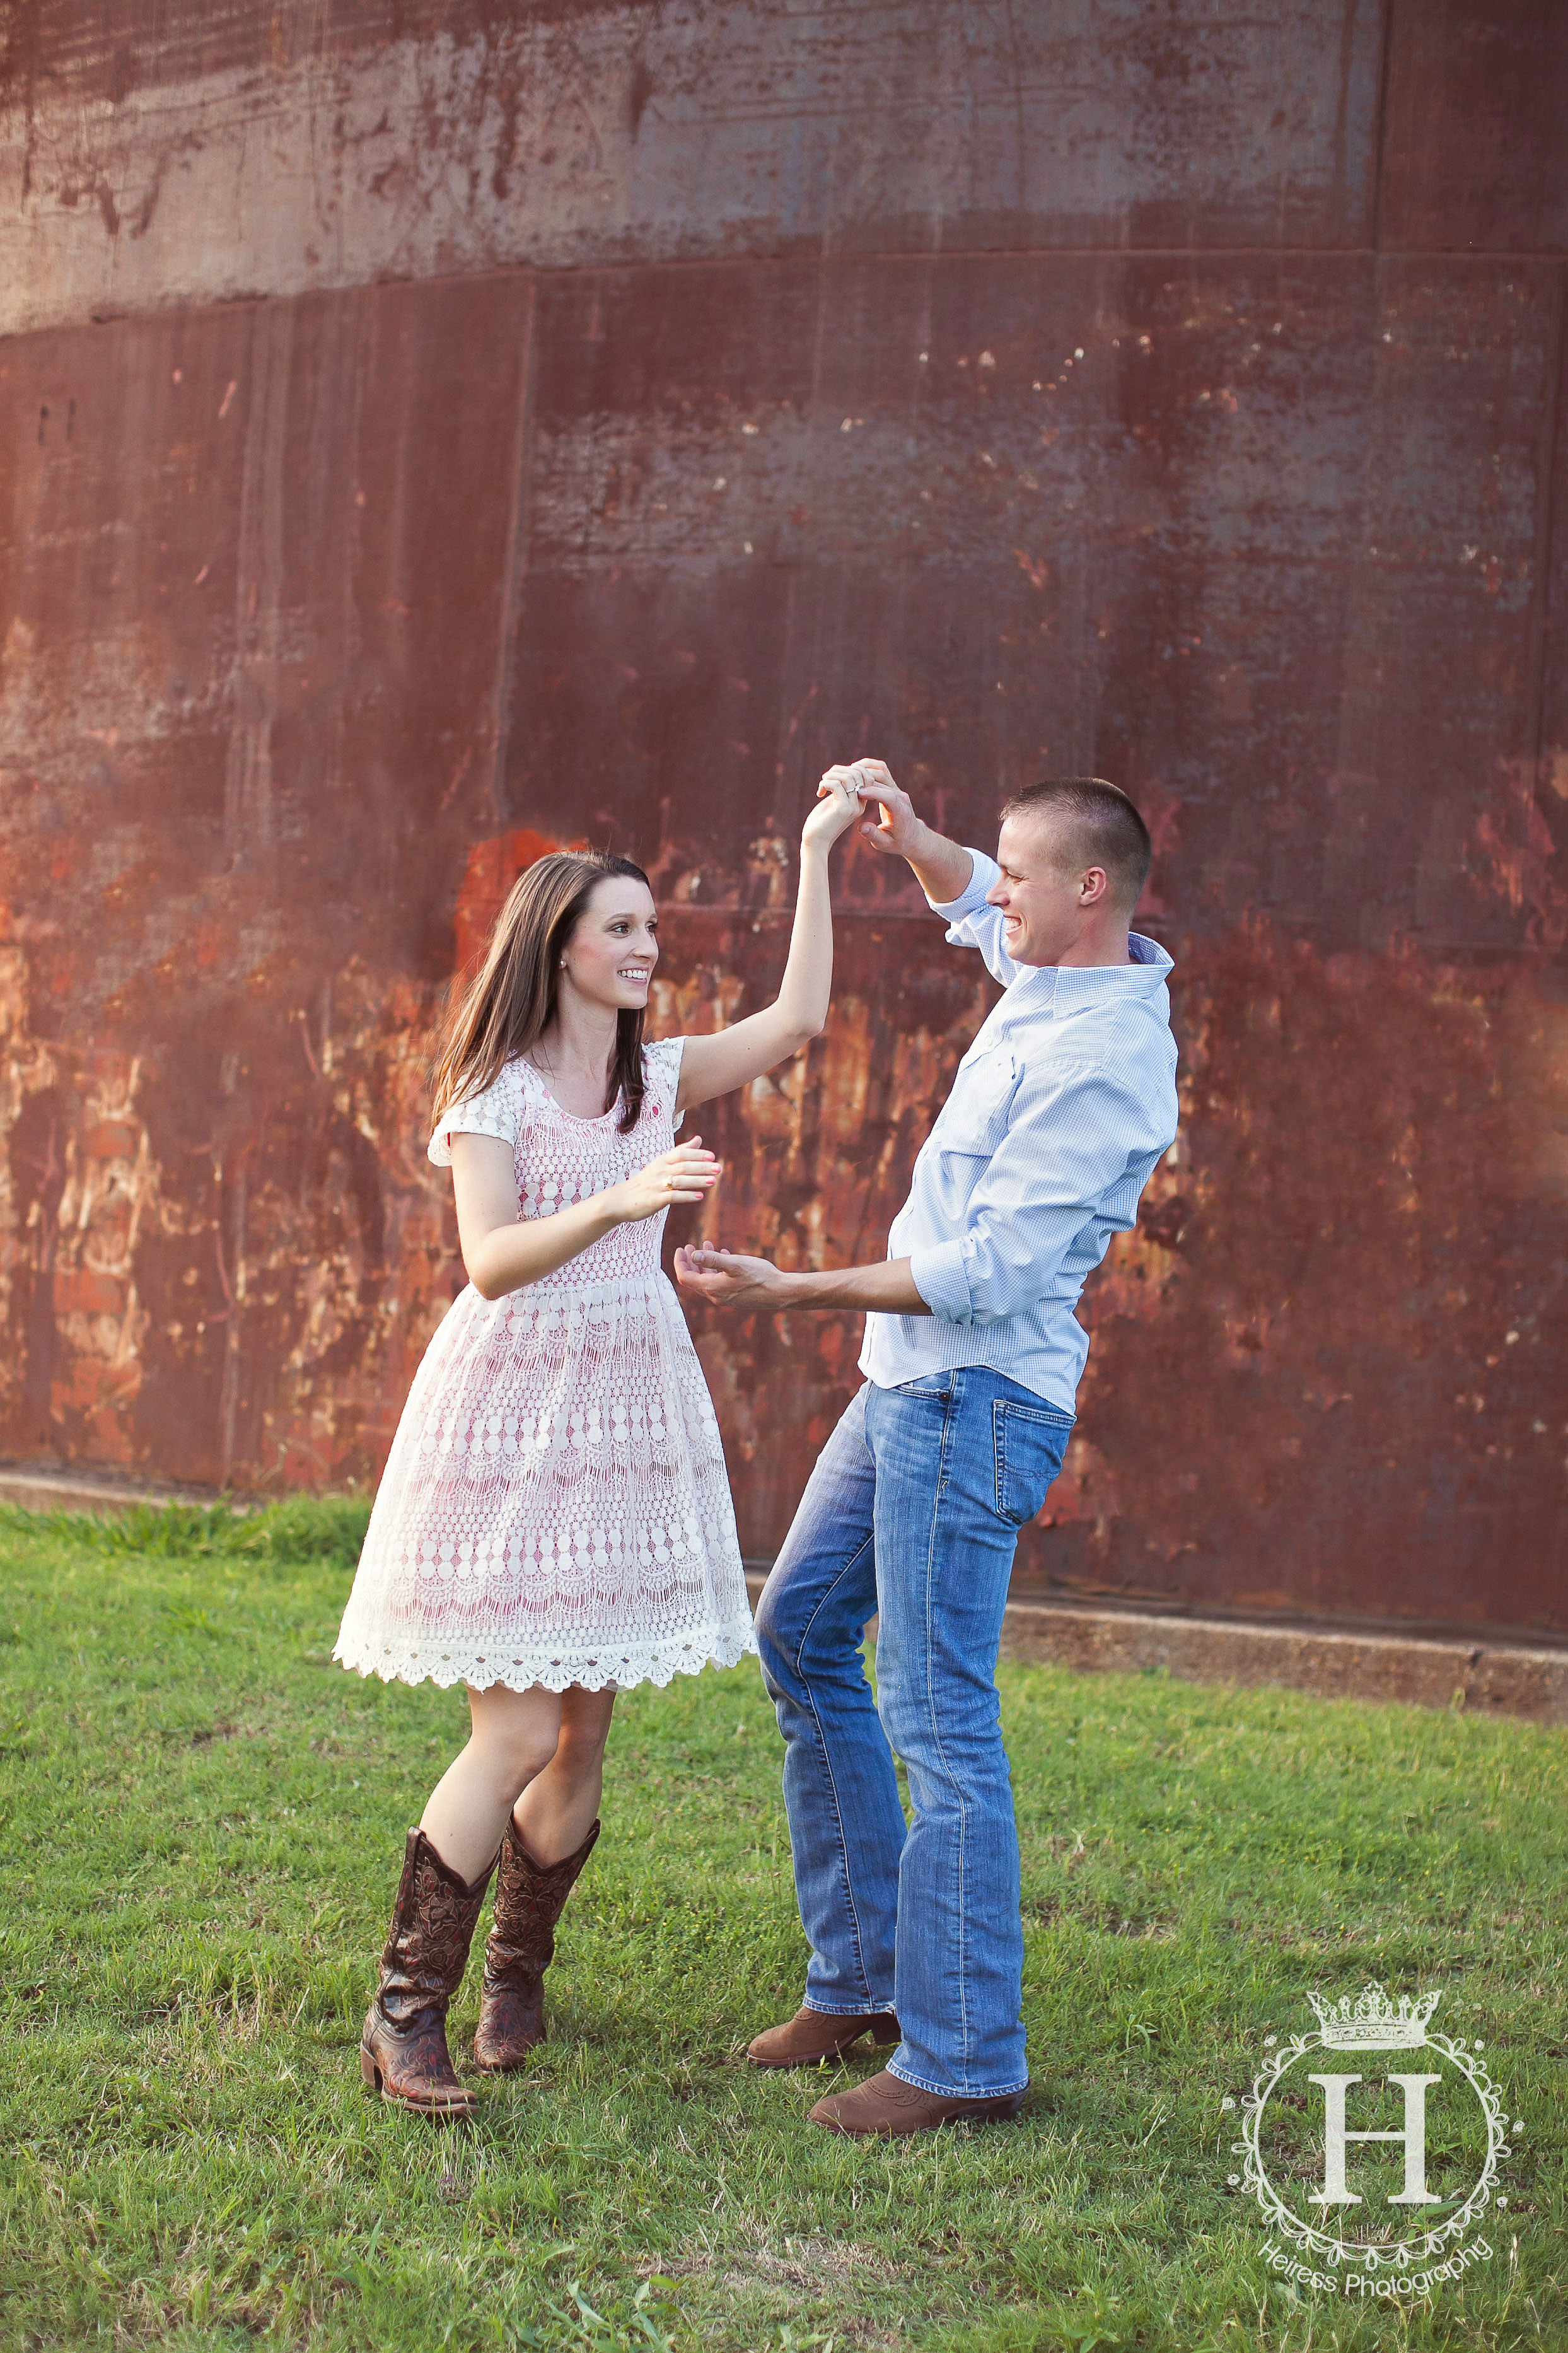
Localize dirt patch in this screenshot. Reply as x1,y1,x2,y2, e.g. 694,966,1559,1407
648,2232,907,2296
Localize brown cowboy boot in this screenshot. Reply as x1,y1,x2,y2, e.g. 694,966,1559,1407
808,2067,1026,2136
747,2007,902,2069
472,1816,600,2072
359,1828,494,2119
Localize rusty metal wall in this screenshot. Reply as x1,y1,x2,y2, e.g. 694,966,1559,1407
1,2,1565,1638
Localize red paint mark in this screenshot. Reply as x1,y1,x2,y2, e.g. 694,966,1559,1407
438,745,473,813
453,827,560,972
83,1119,139,1160
1134,786,1183,920
54,1268,129,1319
1466,761,1567,948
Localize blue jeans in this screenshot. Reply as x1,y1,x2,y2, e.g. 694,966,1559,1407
754,1369,1073,2098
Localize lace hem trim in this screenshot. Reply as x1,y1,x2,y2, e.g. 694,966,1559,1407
332,1620,758,1695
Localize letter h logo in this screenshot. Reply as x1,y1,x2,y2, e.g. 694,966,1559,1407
1307,2073,1443,2207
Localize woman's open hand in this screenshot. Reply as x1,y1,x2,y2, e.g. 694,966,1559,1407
801,764,866,852
608,1138,722,1224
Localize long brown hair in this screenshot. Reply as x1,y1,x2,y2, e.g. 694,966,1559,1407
432,852,653,1134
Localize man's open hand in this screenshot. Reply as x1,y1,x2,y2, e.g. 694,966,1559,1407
851,759,923,858
673,1245,791,1309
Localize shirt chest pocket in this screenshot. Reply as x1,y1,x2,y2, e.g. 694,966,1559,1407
931,1048,1020,1157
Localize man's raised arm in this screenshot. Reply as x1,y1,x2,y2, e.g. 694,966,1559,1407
852,761,975,906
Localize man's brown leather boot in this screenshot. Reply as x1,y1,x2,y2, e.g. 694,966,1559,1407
746,2006,902,2069
360,1828,494,2119
472,1816,600,2072
808,2067,1026,2135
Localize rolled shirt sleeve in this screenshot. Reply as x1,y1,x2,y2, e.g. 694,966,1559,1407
907,1058,1156,1326
927,848,1023,988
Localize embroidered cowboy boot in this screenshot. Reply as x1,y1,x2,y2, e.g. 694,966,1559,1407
360,1828,494,2118
472,1816,600,2072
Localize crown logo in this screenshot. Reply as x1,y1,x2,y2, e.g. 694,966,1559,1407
1306,1982,1441,2050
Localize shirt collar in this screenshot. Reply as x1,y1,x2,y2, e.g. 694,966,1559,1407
1011,931,1174,1018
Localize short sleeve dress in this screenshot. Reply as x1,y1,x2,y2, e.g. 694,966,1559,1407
333,1038,757,1693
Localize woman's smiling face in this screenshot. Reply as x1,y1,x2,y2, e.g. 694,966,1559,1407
559,875,660,1011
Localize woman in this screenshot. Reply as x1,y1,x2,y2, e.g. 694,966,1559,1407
334,769,863,2116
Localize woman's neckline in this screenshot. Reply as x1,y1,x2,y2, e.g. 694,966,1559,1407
518,1053,620,1127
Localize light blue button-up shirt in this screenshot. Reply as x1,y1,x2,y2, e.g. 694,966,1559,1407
859,849,1180,1415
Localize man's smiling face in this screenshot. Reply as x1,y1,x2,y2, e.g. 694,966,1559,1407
984,812,1106,967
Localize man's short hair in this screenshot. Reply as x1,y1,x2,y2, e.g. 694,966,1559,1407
999,777,1152,909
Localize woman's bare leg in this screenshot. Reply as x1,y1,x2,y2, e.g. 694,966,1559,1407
419,1683,564,1884
514,1686,616,1864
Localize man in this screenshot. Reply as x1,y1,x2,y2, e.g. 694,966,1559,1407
674,764,1179,2137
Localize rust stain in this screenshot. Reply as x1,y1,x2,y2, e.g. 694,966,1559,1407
1027,920,1568,1630
0,0,1397,339
0,937,165,1461
1,3,1565,1640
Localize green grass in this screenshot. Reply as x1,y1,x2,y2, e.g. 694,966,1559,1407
1,1500,1564,2352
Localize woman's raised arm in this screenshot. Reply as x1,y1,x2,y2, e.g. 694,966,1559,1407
676,768,862,1115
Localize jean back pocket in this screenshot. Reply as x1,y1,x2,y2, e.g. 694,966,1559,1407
992,1397,1074,1526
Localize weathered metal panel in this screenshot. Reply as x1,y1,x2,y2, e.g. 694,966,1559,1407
1,0,1386,336
1380,2,1568,254
0,1,1564,1638
503,250,1567,1634
513,252,1559,955
0,272,533,1480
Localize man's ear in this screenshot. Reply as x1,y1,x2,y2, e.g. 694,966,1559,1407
1080,865,1110,906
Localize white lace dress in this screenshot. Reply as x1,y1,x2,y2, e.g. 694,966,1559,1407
334,1038,757,1693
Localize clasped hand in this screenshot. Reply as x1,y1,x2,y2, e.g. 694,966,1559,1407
801,762,871,851
671,758,915,1302
673,1246,787,1307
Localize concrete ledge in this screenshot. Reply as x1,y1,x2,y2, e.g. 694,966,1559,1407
744,1575,1568,1725
998,1599,1568,1725
0,1464,227,1517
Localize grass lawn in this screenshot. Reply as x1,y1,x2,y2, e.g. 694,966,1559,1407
1,1499,1564,2352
